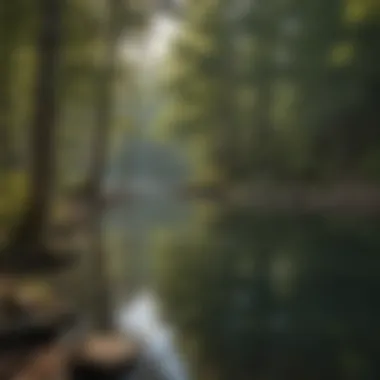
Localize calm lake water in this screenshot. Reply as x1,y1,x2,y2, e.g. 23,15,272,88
111,133,380,379
119,198,380,380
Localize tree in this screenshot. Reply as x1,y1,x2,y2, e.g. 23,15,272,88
1,0,67,273
84,0,148,329
159,0,239,184
161,0,380,184
0,0,107,240
0,1,37,238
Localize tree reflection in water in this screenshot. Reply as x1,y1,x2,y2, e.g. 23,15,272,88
157,208,380,380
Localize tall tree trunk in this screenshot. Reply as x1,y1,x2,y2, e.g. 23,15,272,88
0,42,13,174
87,0,122,330
9,0,63,254
0,3,16,197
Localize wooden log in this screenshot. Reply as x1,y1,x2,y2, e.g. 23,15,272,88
69,333,139,380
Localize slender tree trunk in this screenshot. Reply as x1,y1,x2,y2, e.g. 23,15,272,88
0,3,15,192
9,0,63,251
0,45,13,173
88,0,122,330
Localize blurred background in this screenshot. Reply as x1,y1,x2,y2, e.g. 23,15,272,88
1,0,380,379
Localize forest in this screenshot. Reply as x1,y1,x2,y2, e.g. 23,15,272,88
1,0,380,380
159,0,380,184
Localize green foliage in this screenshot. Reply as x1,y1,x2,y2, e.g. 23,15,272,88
0,0,148,241
159,0,380,182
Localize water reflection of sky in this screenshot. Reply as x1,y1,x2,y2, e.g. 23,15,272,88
119,291,189,380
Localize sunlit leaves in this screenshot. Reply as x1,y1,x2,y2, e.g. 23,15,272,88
0,171,28,235
235,87,257,110
179,31,220,57
182,135,225,184
330,41,355,66
157,101,211,139
271,81,297,130
344,0,379,24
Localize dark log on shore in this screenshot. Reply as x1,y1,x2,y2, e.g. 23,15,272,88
69,334,139,380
